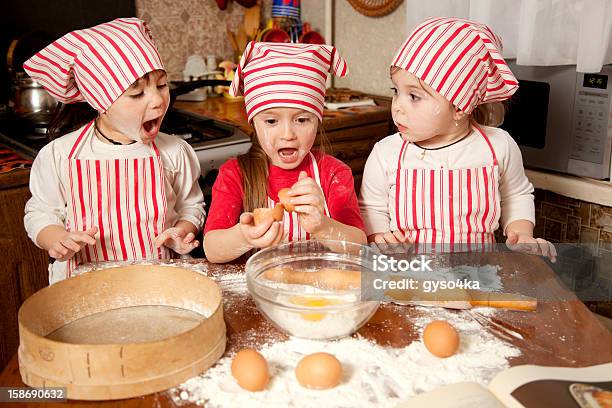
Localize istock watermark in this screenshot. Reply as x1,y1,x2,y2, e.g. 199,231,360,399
372,277,481,291
359,243,609,303
372,254,433,272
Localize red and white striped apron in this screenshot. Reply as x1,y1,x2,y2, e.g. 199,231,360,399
62,121,170,279
392,124,500,253
267,152,330,242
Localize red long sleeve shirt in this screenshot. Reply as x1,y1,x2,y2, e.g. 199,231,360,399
204,151,365,234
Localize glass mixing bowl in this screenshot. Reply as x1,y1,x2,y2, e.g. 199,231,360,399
245,240,380,340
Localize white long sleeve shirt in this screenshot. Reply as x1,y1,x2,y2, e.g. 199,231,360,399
359,125,535,236
24,127,206,248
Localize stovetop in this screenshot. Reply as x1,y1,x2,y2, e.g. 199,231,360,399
0,107,251,159
161,109,250,150
0,112,48,158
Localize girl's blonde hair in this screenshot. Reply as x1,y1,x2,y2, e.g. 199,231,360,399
236,124,330,213
390,66,506,127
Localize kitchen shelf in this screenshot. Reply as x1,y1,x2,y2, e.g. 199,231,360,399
525,168,612,207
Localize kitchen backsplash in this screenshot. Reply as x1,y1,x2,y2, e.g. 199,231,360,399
135,0,272,79
136,0,406,95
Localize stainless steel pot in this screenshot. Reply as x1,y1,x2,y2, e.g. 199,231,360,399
9,72,58,125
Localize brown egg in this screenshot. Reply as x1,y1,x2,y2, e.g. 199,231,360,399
278,188,295,212
422,320,460,358
295,352,342,389
231,348,269,391
253,203,284,226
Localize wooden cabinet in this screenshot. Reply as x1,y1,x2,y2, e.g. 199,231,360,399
326,121,390,190
0,170,49,370
324,99,394,194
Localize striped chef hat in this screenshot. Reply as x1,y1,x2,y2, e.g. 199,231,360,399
391,17,518,114
23,18,165,113
229,41,348,122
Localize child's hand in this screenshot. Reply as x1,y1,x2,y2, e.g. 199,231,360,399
367,230,414,253
368,230,414,244
506,231,557,262
49,227,98,261
154,227,199,255
287,171,328,234
239,212,284,249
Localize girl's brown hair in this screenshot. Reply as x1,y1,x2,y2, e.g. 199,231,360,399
237,124,330,213
390,65,507,127
470,102,506,127
46,102,98,140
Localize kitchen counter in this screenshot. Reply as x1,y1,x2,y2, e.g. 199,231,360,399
525,168,612,207
0,167,30,189
0,140,32,189
1,252,611,407
174,96,392,137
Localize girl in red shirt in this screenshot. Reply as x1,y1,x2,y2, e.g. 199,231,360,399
203,42,366,263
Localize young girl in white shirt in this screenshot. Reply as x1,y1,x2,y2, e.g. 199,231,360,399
23,18,205,283
359,17,555,261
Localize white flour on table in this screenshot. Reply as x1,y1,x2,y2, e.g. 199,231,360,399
172,307,520,408
213,271,248,293
73,259,210,276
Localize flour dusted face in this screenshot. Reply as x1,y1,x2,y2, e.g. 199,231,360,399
390,69,459,145
98,69,170,144
253,108,318,170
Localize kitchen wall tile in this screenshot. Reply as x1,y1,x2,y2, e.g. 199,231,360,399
566,215,581,242
590,205,612,229
541,202,572,222
580,225,601,244
559,195,582,208
575,202,592,225
136,0,273,78
533,188,611,249
146,15,189,79
139,0,182,18
600,229,612,251
533,215,545,238
544,218,564,242
180,10,191,24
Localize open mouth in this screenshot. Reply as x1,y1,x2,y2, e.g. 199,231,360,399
142,116,163,139
278,148,299,163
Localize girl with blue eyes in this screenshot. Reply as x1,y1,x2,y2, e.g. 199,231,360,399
203,42,366,263
359,18,556,261
23,19,205,283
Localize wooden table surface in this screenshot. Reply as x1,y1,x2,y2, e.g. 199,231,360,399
2,252,611,407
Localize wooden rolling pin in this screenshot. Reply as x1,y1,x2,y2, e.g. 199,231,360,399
467,290,538,312
261,267,537,311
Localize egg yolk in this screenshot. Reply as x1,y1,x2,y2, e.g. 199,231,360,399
289,296,345,321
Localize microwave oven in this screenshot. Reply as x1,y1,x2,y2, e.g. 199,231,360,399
500,63,612,180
